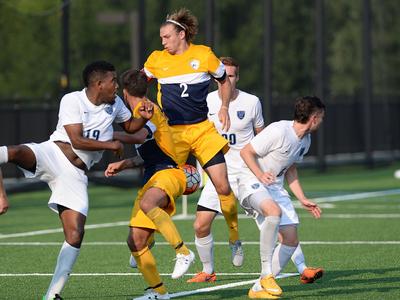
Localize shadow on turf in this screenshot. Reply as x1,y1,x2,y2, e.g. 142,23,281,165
282,267,400,298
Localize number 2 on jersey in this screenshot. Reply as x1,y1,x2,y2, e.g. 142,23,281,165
180,83,189,97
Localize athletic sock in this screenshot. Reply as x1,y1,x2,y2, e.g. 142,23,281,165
272,243,297,276
291,243,307,274
44,241,80,299
0,146,8,164
218,191,239,243
260,216,280,276
146,207,189,255
195,233,214,274
132,247,167,295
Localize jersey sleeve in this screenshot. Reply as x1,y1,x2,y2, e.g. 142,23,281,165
207,48,226,81
253,98,265,129
250,124,280,157
114,97,132,123
143,51,160,79
58,94,82,125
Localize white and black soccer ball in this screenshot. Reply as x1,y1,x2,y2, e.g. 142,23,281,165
182,164,201,195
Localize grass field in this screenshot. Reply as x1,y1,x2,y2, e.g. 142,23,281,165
1,163,400,299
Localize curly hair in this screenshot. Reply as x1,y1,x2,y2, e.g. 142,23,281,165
163,8,198,43
294,96,326,124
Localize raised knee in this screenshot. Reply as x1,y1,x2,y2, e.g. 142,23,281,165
193,220,211,237
65,228,84,248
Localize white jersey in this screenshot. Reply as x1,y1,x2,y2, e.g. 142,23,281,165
49,89,131,169
239,120,311,199
197,90,264,213
206,90,264,170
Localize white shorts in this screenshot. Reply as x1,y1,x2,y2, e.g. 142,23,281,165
196,165,240,214
20,141,89,216
238,173,299,229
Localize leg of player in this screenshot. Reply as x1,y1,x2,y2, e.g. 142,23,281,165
140,187,194,279
291,243,324,284
44,206,85,300
248,194,282,298
203,153,243,266
129,227,170,300
187,209,217,283
271,227,298,277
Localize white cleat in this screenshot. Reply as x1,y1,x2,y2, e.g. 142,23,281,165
133,289,170,300
230,240,244,267
171,250,195,279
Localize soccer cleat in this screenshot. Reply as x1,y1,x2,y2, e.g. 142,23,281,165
248,280,279,299
260,274,282,296
171,250,195,279
300,267,324,284
229,240,244,267
129,240,156,268
133,289,170,300
187,271,217,283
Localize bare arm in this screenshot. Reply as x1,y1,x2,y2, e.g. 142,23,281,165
254,126,264,135
104,156,144,177
113,129,149,145
217,78,232,132
0,169,9,215
120,99,154,133
285,164,321,218
240,143,275,185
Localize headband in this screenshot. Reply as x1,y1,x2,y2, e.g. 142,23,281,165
166,19,186,31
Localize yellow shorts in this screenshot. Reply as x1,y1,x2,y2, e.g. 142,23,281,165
170,119,229,166
129,168,186,230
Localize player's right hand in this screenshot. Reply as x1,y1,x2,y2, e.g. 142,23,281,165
112,140,124,159
0,194,9,215
104,160,125,177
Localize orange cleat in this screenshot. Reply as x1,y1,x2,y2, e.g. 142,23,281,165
248,288,279,299
187,272,217,283
300,267,324,284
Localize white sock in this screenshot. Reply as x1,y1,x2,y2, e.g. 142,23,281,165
0,146,8,164
272,243,297,276
195,233,214,274
260,216,280,277
291,243,307,274
44,241,80,299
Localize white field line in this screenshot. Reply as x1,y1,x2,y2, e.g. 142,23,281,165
0,272,296,277
1,241,400,246
169,273,298,299
1,189,399,239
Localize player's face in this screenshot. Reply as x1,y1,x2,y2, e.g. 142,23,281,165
310,111,325,132
224,65,239,91
160,24,185,54
100,71,118,104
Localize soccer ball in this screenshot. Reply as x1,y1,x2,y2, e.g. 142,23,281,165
182,164,201,195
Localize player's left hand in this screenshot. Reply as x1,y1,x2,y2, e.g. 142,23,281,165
218,107,231,132
301,198,322,218
104,160,126,177
137,99,154,120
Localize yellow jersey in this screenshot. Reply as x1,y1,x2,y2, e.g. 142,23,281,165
133,102,179,183
143,43,226,125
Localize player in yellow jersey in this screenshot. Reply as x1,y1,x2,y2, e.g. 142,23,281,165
143,7,243,264
105,69,194,300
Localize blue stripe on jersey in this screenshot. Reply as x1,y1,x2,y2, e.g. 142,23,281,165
160,80,211,125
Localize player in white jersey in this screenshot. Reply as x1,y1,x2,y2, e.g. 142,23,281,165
0,61,153,300
188,57,264,283
239,96,325,299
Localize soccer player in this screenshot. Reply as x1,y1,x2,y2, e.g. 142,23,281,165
0,61,153,300
238,96,325,298
142,8,242,256
104,69,194,300
187,57,264,282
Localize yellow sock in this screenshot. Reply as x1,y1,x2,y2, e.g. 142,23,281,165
146,207,189,255
132,247,167,295
218,191,239,243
